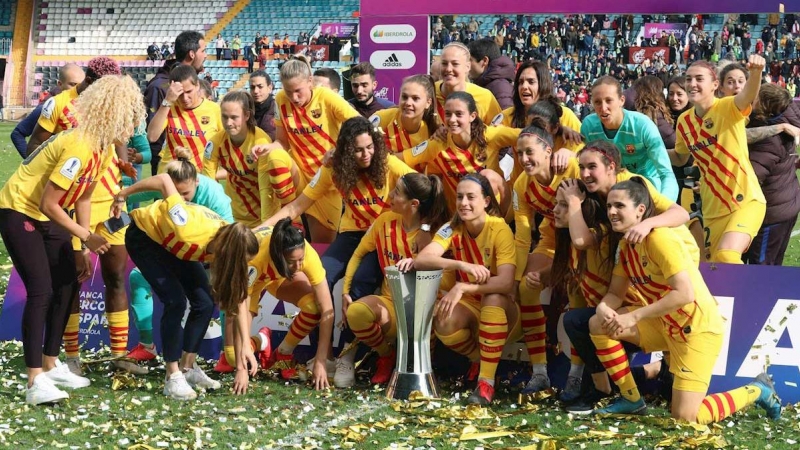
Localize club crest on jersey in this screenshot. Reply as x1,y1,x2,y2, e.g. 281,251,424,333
368,114,381,126
203,141,214,159
704,118,714,129
641,256,648,267
625,144,635,154
436,223,453,239
411,140,428,157
201,116,211,125
168,204,189,226
311,108,322,119
247,266,258,287
491,113,504,126
41,98,56,120
59,157,82,181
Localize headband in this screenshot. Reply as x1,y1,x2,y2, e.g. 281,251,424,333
583,146,614,163
461,174,491,197
519,131,553,149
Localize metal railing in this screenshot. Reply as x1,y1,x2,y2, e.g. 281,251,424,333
0,38,11,56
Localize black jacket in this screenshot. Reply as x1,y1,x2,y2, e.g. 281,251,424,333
473,55,515,109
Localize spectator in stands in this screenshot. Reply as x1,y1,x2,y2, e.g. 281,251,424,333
249,70,277,140
143,30,207,177
468,38,514,109
243,42,255,73
282,34,294,57
273,34,283,58
348,62,394,117
231,34,242,61
161,42,172,59
350,30,359,63
313,68,341,92
11,65,84,158
147,42,160,61
744,84,800,265
215,34,226,60
298,32,309,46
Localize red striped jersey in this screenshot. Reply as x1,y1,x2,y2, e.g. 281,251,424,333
275,87,359,179
130,193,226,262
371,108,431,152
303,155,415,232
432,215,516,283
613,227,722,341
403,127,520,210
343,212,420,296
675,96,765,220
567,235,644,308
434,81,502,126
37,86,79,134
0,130,110,221
247,226,326,297
157,99,222,172
202,128,271,227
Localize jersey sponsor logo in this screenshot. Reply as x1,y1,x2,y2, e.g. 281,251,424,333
368,114,381,127
411,140,428,157
687,135,718,153
204,141,214,160
491,113,504,126
247,265,258,287
512,190,520,211
309,168,323,188
168,204,189,226
41,98,56,119
59,157,82,181
436,223,453,239
167,127,207,138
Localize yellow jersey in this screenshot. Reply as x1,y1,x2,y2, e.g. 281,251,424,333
37,86,79,134
500,105,583,151
248,226,326,297
0,130,110,221
371,108,432,152
675,96,766,219
567,232,644,308
403,127,519,209
512,158,581,278
303,155,415,232
432,215,516,284
275,87,360,179
157,99,223,172
342,211,420,296
614,227,723,341
130,193,226,262
434,81,502,126
202,128,272,227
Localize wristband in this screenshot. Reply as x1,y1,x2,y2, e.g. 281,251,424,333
420,224,431,232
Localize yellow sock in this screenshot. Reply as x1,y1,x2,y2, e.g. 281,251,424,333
435,328,479,361
713,249,743,264
591,333,640,402
347,301,391,356
478,306,508,382
281,293,320,352
63,313,81,358
696,385,761,424
107,310,129,357
519,283,546,365
224,346,236,365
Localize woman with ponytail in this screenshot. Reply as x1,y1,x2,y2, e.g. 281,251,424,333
337,173,449,385
242,218,335,391
370,75,439,155
415,173,519,406
587,177,780,425
114,172,258,401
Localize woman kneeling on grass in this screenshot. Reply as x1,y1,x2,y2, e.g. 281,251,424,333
587,178,781,423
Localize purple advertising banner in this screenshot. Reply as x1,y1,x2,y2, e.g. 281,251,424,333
643,22,689,40
360,15,430,104
320,22,358,38
361,0,782,16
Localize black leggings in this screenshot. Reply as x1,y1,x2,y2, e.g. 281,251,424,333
125,221,214,362
0,209,77,368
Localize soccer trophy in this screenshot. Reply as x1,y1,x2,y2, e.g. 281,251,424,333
384,266,442,400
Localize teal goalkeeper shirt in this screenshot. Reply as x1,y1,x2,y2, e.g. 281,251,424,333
124,174,234,224
581,109,678,200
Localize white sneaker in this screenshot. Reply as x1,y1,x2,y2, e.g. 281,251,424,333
45,360,91,389
26,373,69,405
333,350,356,388
184,364,221,390
163,372,197,401
65,357,83,376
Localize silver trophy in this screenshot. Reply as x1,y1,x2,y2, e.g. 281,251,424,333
385,266,443,400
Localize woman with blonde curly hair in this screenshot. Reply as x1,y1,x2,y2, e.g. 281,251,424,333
0,75,145,405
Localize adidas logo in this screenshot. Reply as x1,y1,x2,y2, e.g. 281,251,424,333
383,53,402,67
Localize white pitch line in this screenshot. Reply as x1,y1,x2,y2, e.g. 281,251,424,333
792,230,800,238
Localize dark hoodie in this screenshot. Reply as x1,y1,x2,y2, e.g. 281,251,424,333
143,59,180,174
255,94,277,141
747,101,800,225
474,55,515,109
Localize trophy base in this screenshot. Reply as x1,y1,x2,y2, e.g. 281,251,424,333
386,371,440,400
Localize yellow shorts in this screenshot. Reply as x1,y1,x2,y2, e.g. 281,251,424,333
70,199,127,251
703,200,766,257
632,309,723,393
249,279,284,315
297,170,342,233
457,293,523,343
